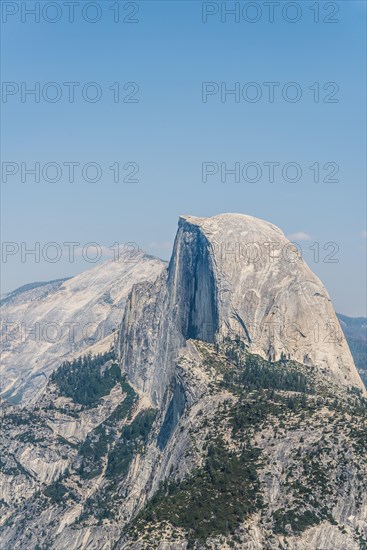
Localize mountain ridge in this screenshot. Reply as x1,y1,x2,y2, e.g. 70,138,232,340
0,251,166,404
1,213,366,549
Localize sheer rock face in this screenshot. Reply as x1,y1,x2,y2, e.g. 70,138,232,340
118,214,365,404
1,252,166,404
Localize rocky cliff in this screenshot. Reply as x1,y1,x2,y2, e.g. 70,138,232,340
1,251,166,404
1,214,365,550
118,214,365,406
1,341,366,550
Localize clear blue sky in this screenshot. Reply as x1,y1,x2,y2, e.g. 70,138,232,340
1,1,366,316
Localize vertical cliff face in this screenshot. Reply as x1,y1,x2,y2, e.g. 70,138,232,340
117,218,219,406
117,214,365,404
168,218,219,343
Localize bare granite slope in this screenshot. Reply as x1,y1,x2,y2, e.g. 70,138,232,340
1,252,166,404
118,214,365,407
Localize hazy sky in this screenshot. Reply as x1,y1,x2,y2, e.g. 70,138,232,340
1,1,366,316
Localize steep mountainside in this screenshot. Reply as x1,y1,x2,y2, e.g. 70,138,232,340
1,214,365,550
118,214,364,405
0,252,166,404
1,343,366,549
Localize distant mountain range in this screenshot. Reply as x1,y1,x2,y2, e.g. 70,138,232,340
337,313,367,388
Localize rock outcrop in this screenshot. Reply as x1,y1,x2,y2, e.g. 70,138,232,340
1,251,166,404
118,214,365,406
